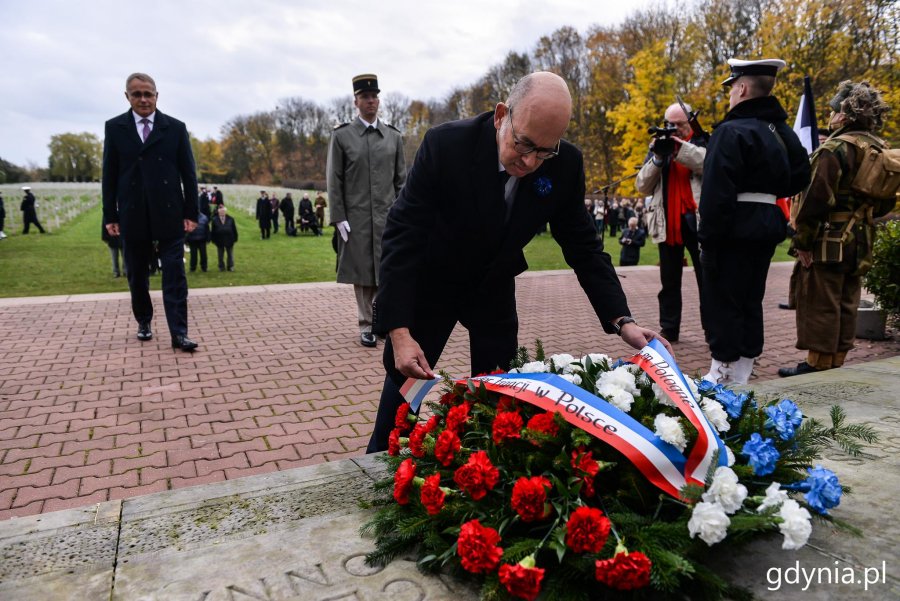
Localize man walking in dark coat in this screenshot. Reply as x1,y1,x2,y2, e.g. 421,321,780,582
210,204,238,271
0,192,6,239
698,59,811,384
256,191,271,239
20,187,45,234
281,192,295,234
102,72,200,351
365,72,671,452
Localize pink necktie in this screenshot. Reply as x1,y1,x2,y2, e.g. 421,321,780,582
140,118,151,142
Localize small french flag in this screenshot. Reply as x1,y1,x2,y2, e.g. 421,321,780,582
401,377,440,412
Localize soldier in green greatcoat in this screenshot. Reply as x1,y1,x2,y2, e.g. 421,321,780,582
327,73,406,348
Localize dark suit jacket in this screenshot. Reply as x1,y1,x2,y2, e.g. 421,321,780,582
374,110,629,335
102,110,198,242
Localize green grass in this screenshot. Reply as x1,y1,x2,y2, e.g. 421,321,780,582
0,205,793,298
522,228,793,270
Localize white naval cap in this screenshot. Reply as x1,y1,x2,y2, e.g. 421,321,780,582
722,58,786,86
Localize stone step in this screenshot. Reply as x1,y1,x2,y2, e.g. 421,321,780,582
2,357,899,600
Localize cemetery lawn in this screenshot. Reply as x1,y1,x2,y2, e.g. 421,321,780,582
0,205,793,298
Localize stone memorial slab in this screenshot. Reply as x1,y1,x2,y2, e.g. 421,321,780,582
0,358,897,600
0,500,120,600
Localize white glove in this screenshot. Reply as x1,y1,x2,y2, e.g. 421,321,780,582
337,220,351,242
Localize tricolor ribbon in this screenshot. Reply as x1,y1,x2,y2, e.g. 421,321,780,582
400,340,726,499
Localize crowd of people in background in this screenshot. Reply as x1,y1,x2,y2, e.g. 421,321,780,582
584,195,649,265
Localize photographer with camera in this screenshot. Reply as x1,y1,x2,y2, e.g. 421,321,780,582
636,102,708,343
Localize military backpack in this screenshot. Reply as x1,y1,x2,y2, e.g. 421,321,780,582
835,131,900,201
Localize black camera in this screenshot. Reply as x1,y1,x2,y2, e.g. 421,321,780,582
648,124,678,156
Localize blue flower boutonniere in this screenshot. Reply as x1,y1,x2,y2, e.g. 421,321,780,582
533,176,553,198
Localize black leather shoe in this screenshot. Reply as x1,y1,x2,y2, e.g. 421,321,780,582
778,362,819,378
778,302,793,310
171,335,199,352
137,323,152,341
360,332,377,348
659,329,679,343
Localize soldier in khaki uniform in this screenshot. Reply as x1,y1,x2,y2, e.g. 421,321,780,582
327,74,407,348
779,81,893,377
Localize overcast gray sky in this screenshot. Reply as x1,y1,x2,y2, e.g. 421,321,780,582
0,0,654,167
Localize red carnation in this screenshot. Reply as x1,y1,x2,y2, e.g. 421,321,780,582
565,506,611,553
511,476,551,522
446,402,472,432
492,411,524,445
393,458,416,505
434,429,461,466
454,451,500,500
440,390,461,406
408,423,428,458
499,561,545,601
394,402,413,433
423,415,441,433
497,395,518,412
420,473,446,516
571,448,601,497
595,549,652,590
457,519,503,574
387,428,401,456
526,412,559,437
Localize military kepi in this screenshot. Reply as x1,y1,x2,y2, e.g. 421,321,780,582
352,74,379,95
721,58,786,86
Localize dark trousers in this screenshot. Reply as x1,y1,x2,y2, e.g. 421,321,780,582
366,282,519,453
23,214,45,234
216,245,234,270
260,226,270,239
108,246,124,276
701,244,775,362
188,241,208,272
271,213,279,233
283,211,295,233
657,217,704,337
123,236,189,338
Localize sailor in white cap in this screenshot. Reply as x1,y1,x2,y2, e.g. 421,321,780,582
697,58,810,384
20,185,45,234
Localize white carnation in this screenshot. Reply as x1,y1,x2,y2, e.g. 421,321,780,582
598,386,634,412
558,373,582,385
777,499,812,550
637,372,651,387
757,482,789,513
580,353,609,369
653,414,688,452
724,445,735,467
686,377,699,399
652,382,678,407
549,353,577,373
597,366,639,396
701,466,748,514
701,398,731,433
519,361,549,374
688,501,730,546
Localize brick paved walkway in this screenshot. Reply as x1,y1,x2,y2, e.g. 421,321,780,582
1,263,897,520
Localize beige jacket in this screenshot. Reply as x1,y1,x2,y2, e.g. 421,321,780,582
636,141,706,244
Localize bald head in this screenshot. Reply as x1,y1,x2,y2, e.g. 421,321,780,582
506,72,572,135
495,71,573,177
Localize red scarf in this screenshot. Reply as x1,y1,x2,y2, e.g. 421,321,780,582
665,138,697,245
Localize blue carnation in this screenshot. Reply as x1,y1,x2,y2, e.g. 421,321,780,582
533,176,553,197
741,433,780,476
765,399,804,441
696,379,723,394
785,466,842,515
715,389,748,419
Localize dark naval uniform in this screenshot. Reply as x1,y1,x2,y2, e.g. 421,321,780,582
699,95,810,363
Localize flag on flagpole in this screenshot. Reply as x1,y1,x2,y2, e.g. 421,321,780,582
793,75,820,154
